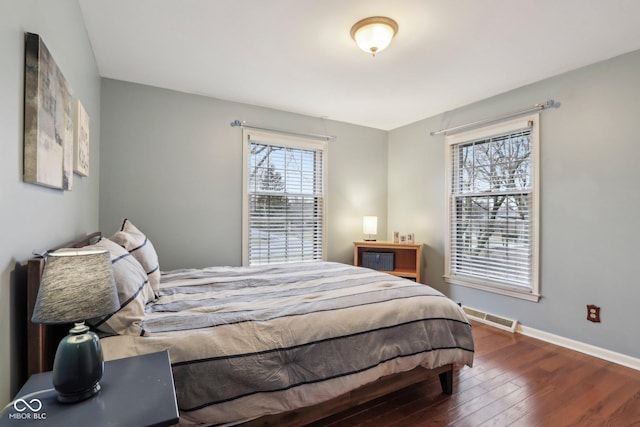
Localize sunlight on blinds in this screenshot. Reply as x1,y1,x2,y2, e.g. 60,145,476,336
247,140,324,265
448,126,533,289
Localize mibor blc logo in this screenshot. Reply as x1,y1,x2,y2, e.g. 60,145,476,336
9,398,46,420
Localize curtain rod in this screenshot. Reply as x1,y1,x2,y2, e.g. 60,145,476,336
230,120,336,141
430,99,559,136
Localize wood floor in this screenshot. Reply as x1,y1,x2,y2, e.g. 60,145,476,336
307,321,640,426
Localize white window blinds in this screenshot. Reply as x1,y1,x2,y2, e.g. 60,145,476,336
445,115,539,300
243,131,326,266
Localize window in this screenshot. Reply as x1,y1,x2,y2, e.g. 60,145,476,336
242,130,327,266
444,115,540,301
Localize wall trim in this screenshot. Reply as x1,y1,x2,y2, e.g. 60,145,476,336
516,324,640,371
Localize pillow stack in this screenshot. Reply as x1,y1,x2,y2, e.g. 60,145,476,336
81,236,156,336
54,218,162,337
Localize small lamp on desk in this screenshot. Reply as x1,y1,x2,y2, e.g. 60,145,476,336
362,216,378,241
31,249,119,403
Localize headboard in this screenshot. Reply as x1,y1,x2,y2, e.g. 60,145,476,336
26,231,102,377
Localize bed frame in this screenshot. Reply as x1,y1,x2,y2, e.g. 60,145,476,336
25,232,455,426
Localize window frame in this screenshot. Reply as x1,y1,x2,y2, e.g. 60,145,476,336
242,129,328,266
444,114,540,302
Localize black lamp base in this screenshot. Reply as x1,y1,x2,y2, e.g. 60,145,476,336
52,322,105,404
57,383,101,403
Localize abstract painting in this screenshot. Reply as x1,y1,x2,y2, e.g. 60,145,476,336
24,32,73,190
73,98,90,176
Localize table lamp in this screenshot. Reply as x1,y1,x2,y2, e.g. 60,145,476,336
363,216,378,241
31,249,120,403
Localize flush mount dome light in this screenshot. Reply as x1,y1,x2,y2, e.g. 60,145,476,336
350,16,398,56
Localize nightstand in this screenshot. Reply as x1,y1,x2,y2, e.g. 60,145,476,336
354,241,422,282
2,350,179,427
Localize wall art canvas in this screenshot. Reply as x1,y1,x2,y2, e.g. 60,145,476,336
73,98,90,176
24,32,73,190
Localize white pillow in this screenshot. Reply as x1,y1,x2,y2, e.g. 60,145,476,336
110,218,161,297
82,237,155,336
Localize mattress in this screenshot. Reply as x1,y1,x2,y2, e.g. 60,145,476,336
100,261,474,425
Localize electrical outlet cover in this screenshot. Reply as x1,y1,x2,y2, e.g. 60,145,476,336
587,304,601,322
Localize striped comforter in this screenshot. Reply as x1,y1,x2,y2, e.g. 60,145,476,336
101,261,474,426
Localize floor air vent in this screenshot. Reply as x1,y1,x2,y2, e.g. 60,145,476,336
462,305,518,333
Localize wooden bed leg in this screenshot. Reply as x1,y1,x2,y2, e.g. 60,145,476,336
439,367,453,395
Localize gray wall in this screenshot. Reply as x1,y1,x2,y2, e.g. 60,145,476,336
388,49,640,358
0,0,101,406
99,79,388,269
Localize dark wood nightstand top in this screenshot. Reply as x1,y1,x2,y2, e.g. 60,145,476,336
2,350,179,427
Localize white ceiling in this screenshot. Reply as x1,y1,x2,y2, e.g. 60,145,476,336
78,0,640,131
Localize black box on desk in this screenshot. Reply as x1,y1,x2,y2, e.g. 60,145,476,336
362,252,394,271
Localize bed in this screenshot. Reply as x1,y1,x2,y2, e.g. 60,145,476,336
26,229,474,426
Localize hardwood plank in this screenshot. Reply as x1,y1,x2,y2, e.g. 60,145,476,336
566,378,640,425
306,322,640,426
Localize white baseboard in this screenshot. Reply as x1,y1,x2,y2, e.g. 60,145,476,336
516,324,640,371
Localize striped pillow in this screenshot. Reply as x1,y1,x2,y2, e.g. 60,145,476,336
83,237,155,336
110,218,161,297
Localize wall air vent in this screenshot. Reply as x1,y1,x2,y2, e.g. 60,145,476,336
462,305,518,333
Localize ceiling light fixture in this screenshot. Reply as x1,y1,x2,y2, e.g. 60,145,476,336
350,16,398,56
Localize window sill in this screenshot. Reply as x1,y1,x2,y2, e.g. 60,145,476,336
444,275,540,302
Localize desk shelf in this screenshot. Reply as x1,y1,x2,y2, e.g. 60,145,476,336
353,241,422,283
